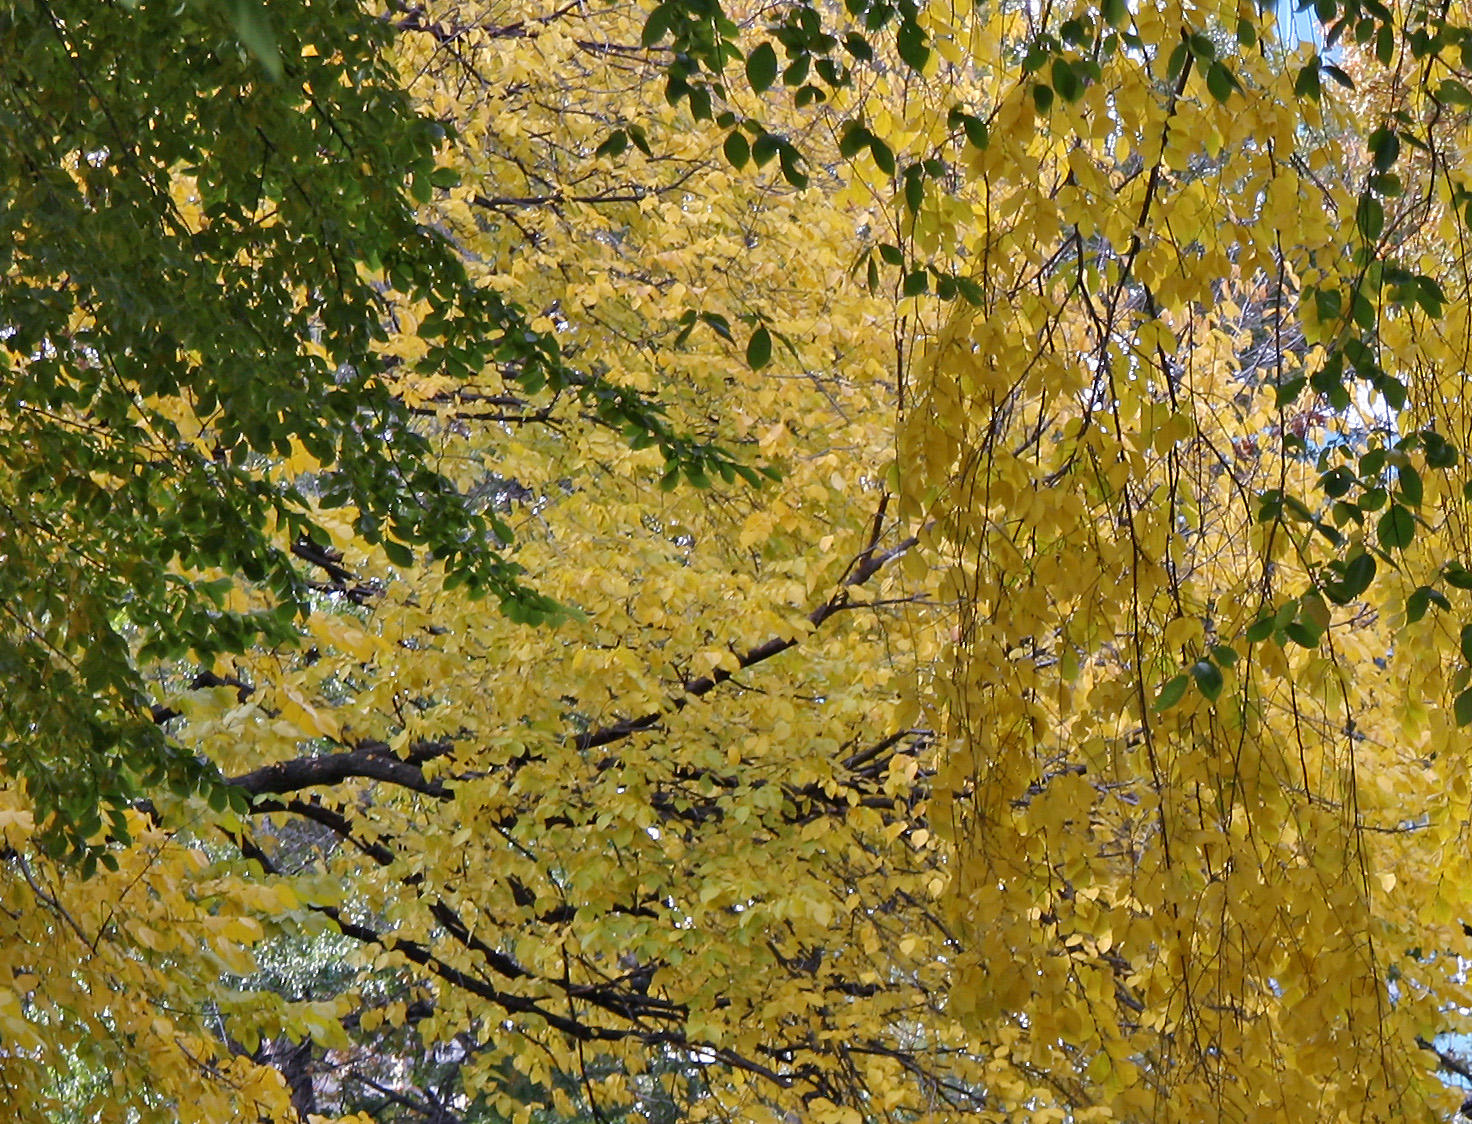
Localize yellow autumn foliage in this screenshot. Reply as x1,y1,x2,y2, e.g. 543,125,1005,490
7,1,1472,1123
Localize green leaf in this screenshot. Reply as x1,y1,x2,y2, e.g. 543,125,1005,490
751,131,779,167
1190,659,1224,702
746,326,773,369
1320,466,1354,498
869,136,896,176
595,130,628,159
1051,58,1081,102
896,18,929,70
746,43,779,93
1166,42,1189,82
1379,375,1407,411
700,311,734,341
1295,59,1322,101
1276,376,1306,407
1369,171,1402,197
1456,687,1472,728
1438,78,1472,106
838,121,871,159
1376,504,1415,550
1376,24,1394,64
1356,194,1385,241
782,55,811,88
1424,433,1461,468
778,143,807,188
1245,615,1276,643
1206,61,1235,103
229,0,283,80
1397,465,1423,507
1407,585,1431,624
722,130,749,168
1328,551,1377,604
903,167,924,213
1284,621,1320,648
1416,275,1447,318
1368,126,1400,172
642,3,673,47
843,31,874,61
1154,674,1189,712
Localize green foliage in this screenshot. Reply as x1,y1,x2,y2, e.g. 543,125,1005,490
0,0,745,859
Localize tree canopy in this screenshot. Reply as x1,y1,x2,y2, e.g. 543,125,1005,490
0,0,742,863
9,0,1472,1122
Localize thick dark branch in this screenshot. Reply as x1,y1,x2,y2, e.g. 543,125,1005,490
293,535,380,603
230,740,454,799
424,900,532,982
407,405,554,425
219,529,923,838
324,904,624,1040
340,996,435,1033
404,389,545,423
292,536,355,585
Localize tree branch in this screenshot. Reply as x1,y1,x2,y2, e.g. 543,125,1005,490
229,740,454,799
576,531,920,751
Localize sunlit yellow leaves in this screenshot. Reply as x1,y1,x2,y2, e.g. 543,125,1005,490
0,987,44,1053
883,0,1472,1117
115,5,953,1116
276,683,342,741
27,0,1472,1121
